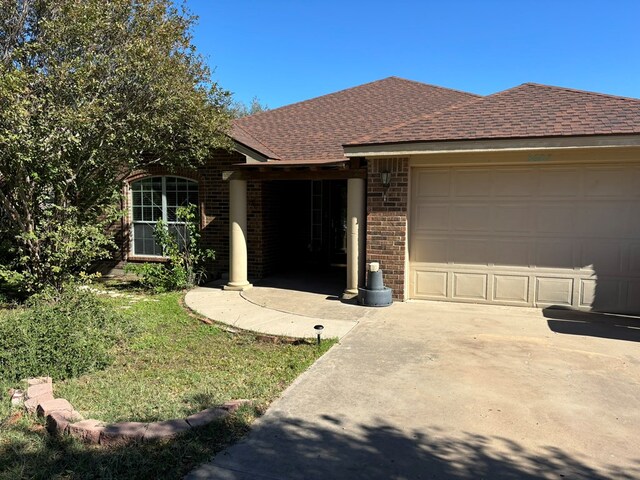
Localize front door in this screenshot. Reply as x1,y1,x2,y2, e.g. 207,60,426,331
329,180,347,266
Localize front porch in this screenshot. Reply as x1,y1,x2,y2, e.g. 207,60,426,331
223,160,367,296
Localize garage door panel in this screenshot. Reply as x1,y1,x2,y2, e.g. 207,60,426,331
534,241,575,269
451,239,489,265
494,240,530,266
415,205,449,232
452,205,490,231
627,282,640,311
453,273,488,300
493,275,530,303
535,205,575,234
493,170,535,196
584,167,630,197
538,168,581,196
576,203,629,236
580,279,597,307
581,242,623,275
629,244,640,274
535,277,574,306
453,170,491,196
412,237,448,263
578,279,624,309
414,169,450,197
493,205,532,232
586,279,624,311
414,270,448,298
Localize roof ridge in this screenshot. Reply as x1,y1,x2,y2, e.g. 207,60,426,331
235,77,479,121
387,76,482,98
520,82,640,103
231,122,282,159
235,78,398,119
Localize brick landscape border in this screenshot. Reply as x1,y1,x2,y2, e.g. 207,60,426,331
20,377,250,444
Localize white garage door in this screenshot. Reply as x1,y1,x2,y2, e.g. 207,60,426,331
409,163,640,313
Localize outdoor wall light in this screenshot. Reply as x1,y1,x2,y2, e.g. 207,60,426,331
381,170,392,201
314,324,324,345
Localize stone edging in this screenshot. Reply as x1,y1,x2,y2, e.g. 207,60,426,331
21,377,250,444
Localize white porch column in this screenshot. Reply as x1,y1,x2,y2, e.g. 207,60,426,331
345,178,366,295
225,179,252,291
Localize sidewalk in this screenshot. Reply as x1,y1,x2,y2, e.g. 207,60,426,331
184,285,359,339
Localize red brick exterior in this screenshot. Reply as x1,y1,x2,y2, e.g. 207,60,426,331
247,180,281,279
366,158,409,300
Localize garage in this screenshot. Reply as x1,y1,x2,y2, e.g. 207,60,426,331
409,162,640,313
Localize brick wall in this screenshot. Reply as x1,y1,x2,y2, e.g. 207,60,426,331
366,157,409,300
247,180,281,280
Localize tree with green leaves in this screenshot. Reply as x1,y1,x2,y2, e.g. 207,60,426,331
0,0,232,293
231,96,269,118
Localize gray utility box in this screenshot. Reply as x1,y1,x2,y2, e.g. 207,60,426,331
358,262,392,307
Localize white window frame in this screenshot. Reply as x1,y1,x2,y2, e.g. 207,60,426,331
128,176,198,258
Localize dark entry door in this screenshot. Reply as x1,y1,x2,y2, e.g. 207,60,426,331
329,181,347,266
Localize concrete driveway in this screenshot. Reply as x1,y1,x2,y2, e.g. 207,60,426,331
187,300,640,479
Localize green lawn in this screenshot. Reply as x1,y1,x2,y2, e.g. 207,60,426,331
0,289,335,479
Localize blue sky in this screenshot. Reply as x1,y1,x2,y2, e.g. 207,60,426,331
188,0,640,109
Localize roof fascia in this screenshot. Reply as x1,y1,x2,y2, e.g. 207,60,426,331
343,135,640,157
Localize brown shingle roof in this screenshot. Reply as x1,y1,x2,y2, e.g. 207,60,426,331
231,77,479,161
347,83,640,146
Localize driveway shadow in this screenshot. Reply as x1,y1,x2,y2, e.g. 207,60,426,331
543,306,640,342
189,416,640,479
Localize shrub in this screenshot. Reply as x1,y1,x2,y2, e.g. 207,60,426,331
0,285,130,382
125,204,215,292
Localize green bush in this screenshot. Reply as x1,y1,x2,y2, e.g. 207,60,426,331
0,286,130,381
125,204,215,292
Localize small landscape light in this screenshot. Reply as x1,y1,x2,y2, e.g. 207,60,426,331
314,324,324,345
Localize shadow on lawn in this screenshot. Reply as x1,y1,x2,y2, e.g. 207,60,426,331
188,415,640,480
0,415,251,480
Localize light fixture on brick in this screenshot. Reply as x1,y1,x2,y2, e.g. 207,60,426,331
381,170,392,201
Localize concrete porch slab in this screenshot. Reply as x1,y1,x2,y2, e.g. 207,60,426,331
184,286,358,339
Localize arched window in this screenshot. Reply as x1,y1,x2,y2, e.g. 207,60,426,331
129,176,199,256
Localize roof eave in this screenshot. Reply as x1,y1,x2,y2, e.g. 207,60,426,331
232,140,276,163
343,134,640,157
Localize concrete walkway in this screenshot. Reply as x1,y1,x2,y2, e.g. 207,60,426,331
184,284,363,339
187,299,640,480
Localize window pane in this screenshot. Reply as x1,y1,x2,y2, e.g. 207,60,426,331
132,206,142,221
132,191,142,206
177,191,188,206
167,206,177,222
